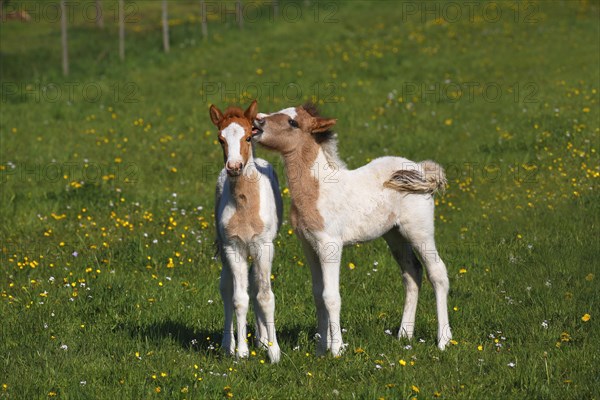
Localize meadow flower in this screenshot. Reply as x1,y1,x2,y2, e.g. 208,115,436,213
581,313,591,322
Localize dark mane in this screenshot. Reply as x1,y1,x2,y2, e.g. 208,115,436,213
302,102,321,117
223,106,245,119
302,102,334,143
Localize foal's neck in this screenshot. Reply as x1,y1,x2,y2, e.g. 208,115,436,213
228,157,260,210
281,142,327,232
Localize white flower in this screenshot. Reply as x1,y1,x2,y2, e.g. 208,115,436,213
507,362,516,368
60,344,68,351
384,329,392,335
541,320,549,329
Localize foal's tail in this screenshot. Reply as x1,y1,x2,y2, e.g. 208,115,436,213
384,160,447,195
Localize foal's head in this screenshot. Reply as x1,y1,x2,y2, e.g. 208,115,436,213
209,100,259,177
252,104,337,154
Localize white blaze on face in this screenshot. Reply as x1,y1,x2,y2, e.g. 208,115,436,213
221,122,246,165
256,107,297,120
277,107,298,119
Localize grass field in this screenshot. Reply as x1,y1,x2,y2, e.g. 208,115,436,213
1,0,599,398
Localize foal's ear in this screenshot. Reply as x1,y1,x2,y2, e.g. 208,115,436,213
209,105,224,126
312,117,337,134
244,99,258,121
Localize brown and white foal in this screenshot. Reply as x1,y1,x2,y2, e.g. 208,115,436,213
210,100,283,362
253,104,452,355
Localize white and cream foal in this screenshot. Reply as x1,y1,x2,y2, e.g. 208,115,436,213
210,100,283,362
253,104,452,355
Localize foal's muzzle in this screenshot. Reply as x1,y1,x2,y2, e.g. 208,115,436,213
252,119,264,137
225,161,243,177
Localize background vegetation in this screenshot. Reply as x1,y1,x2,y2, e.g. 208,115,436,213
1,1,598,398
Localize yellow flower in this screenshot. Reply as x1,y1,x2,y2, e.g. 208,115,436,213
256,68,263,76
399,359,407,366
477,345,483,351
444,118,453,126
585,273,594,281
411,385,420,393
154,387,161,393
582,107,590,113
450,339,458,345
459,268,467,274
581,313,591,322
348,262,356,270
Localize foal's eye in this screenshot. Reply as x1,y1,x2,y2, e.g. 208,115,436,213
288,119,299,128
246,136,252,142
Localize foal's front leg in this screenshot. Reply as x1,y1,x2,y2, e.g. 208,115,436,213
219,260,235,356
250,241,281,363
222,244,250,358
301,239,329,355
317,239,344,356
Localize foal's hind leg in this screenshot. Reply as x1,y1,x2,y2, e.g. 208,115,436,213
383,230,423,341
400,201,452,350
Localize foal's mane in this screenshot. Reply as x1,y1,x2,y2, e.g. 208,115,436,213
302,102,346,169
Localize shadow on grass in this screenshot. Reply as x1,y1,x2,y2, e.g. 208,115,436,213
127,320,222,352
126,320,313,354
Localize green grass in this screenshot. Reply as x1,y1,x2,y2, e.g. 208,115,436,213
1,0,599,398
